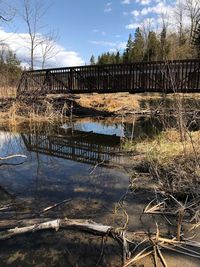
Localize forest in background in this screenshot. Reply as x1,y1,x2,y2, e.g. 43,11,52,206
90,26,200,65
90,1,200,65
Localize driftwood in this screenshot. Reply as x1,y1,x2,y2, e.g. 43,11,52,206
0,218,113,240
1,217,200,267
0,154,27,160
1,193,200,266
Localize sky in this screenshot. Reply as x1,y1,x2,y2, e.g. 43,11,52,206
0,0,182,68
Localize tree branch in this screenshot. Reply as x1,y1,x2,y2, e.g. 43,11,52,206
0,154,27,160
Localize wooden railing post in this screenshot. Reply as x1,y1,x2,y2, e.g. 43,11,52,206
70,68,73,91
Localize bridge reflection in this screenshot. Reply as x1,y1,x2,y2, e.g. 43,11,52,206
22,128,122,166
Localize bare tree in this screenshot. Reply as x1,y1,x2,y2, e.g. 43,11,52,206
40,32,59,69
141,18,153,44
140,18,154,58
174,0,186,46
18,0,48,70
0,0,15,22
185,0,200,42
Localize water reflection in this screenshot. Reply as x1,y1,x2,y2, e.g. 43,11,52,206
0,117,171,267
22,127,122,166
0,119,191,267
124,116,163,139
1,115,200,266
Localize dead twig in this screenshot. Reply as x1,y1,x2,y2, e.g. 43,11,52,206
89,160,105,174
40,199,71,214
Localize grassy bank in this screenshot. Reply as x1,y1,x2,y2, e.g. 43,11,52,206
76,92,200,113
123,128,200,196
1,87,200,123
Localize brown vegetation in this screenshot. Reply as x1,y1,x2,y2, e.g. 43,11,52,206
0,86,16,99
76,92,200,114
76,93,141,113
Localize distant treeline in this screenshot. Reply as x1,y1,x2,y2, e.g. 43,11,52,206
0,44,22,87
90,24,200,65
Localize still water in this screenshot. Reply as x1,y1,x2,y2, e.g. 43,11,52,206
0,117,163,267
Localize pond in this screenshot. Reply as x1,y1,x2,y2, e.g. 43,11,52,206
0,116,199,267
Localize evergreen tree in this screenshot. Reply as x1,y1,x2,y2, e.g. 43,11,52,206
0,44,21,86
131,27,145,61
144,31,160,61
96,51,121,64
92,23,199,63
115,51,121,63
90,55,95,65
123,34,133,63
6,50,21,66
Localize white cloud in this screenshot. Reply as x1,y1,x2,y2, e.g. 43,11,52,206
136,0,152,5
125,0,192,33
121,0,131,4
125,23,140,29
104,2,112,13
140,2,173,16
89,40,126,50
0,28,84,68
131,10,140,17
89,40,116,47
141,7,153,16
50,50,84,67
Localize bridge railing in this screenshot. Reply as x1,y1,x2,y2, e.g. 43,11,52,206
17,59,200,96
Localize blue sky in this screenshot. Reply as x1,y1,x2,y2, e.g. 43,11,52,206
0,0,183,68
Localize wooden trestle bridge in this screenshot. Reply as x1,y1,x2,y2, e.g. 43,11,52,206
17,59,200,97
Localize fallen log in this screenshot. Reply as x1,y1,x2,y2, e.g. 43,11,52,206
0,218,113,240
0,218,52,229
1,217,199,267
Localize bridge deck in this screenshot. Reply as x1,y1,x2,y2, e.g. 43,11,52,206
17,59,200,96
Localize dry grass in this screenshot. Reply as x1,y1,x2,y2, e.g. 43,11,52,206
129,129,200,165
0,100,69,126
0,86,16,98
123,129,200,195
76,93,141,112
75,92,200,114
